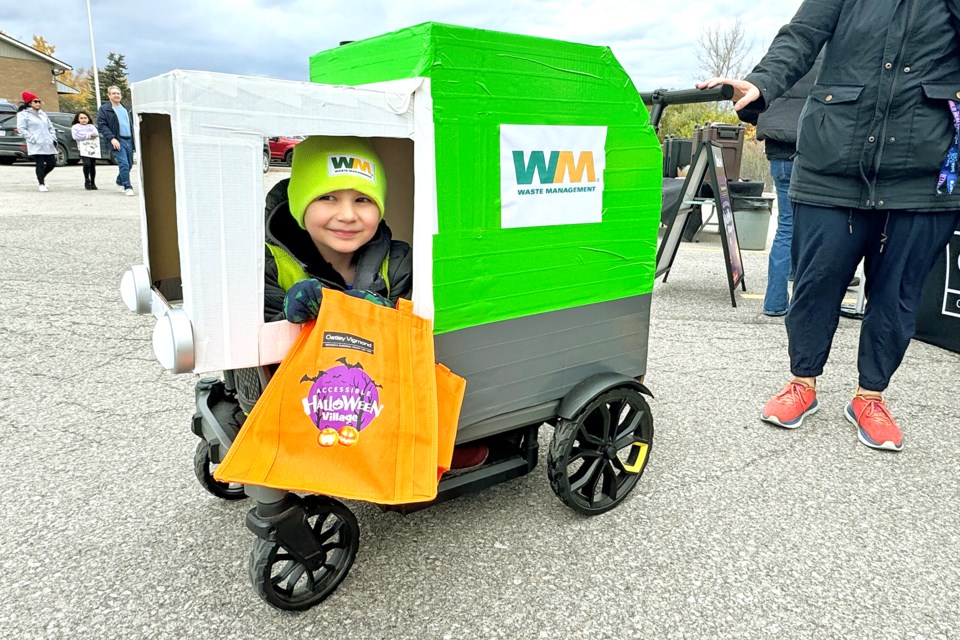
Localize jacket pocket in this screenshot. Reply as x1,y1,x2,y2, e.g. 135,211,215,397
901,83,960,174
796,85,865,176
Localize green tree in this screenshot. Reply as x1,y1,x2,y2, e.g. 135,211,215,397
87,52,130,111
658,102,741,140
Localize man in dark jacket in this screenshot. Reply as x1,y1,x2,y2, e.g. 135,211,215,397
699,0,960,451
756,58,821,317
96,85,135,196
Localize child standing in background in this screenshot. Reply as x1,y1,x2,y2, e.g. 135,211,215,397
71,112,99,190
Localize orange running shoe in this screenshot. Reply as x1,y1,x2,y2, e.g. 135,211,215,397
761,381,819,429
845,395,903,451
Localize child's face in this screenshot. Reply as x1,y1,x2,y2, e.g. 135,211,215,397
78,114,89,124
303,189,381,260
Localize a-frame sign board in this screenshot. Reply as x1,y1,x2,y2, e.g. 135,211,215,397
655,142,747,307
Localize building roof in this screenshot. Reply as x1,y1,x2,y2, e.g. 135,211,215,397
56,80,80,95
0,32,73,72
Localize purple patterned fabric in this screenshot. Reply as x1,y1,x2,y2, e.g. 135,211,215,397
937,100,959,195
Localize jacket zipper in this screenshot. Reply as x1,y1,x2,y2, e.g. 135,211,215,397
871,0,920,205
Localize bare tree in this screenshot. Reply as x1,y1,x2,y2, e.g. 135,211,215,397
696,18,755,81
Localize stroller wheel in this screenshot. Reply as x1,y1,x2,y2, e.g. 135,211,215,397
249,496,359,611
548,387,653,515
193,440,246,500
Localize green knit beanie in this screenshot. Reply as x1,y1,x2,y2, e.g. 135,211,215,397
287,136,387,228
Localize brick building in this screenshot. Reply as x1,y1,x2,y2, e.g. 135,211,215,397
0,32,73,111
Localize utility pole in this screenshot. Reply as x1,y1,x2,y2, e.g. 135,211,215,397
86,0,101,109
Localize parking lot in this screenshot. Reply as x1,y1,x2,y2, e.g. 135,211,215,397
1,162,959,639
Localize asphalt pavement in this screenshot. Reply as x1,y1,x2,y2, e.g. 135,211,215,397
1,162,958,639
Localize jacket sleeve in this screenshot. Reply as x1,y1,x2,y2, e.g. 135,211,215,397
263,246,287,322
739,0,842,123
17,112,34,144
71,124,84,142
949,0,960,41
96,106,115,141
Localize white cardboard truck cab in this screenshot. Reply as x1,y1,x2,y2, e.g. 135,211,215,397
120,70,435,374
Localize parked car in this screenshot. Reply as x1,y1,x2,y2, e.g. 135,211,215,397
268,136,303,165
48,112,116,167
0,101,27,165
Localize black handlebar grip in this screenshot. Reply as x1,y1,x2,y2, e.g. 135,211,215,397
639,84,735,105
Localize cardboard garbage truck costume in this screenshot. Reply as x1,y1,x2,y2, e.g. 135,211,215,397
120,21,663,612
121,22,661,438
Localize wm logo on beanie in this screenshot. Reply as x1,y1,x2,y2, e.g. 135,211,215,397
328,155,376,182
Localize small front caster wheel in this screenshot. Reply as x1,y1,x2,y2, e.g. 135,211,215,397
249,496,360,611
548,387,653,515
193,440,246,500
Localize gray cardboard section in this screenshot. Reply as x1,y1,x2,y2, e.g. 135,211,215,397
435,295,650,434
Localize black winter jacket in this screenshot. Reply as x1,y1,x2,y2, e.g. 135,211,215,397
756,58,822,160
262,179,413,321
96,101,135,150
741,0,960,211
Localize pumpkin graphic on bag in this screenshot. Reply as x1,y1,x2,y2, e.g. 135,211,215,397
301,357,384,447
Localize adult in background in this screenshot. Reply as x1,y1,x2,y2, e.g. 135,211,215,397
756,58,821,317
699,0,960,451
16,91,57,192
97,85,135,196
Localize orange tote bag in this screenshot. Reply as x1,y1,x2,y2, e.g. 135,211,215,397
215,290,464,504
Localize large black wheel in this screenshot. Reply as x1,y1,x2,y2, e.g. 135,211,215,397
548,387,653,515
249,496,359,611
193,440,246,500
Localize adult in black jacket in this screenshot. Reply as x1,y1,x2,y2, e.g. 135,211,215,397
756,58,822,317
96,85,136,195
699,0,960,452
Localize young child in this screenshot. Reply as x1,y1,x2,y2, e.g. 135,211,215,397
263,135,488,470
71,111,99,190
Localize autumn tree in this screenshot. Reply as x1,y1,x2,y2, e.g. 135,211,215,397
31,35,55,56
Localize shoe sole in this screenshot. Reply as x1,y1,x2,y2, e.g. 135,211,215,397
844,404,903,451
760,398,819,429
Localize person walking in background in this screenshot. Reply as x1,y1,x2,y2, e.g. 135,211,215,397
699,0,960,452
16,91,57,192
96,85,135,196
756,59,821,317
71,111,99,190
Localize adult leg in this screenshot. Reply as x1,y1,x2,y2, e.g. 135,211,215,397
762,158,794,315
857,210,960,392
33,155,45,185
786,204,871,379
117,139,134,190
42,154,55,181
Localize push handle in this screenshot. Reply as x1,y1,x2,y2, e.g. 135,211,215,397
639,84,735,106
640,84,736,130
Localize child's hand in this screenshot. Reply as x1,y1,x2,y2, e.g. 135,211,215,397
283,278,323,323
344,289,392,307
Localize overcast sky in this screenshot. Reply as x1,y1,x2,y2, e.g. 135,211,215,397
2,0,803,90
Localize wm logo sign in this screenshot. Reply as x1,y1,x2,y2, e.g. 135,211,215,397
512,151,597,185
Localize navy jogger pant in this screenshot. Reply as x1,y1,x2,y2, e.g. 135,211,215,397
786,203,960,391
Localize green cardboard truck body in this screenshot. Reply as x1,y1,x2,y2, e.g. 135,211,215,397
310,23,661,432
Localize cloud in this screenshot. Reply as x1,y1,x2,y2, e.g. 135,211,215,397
1,0,803,88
